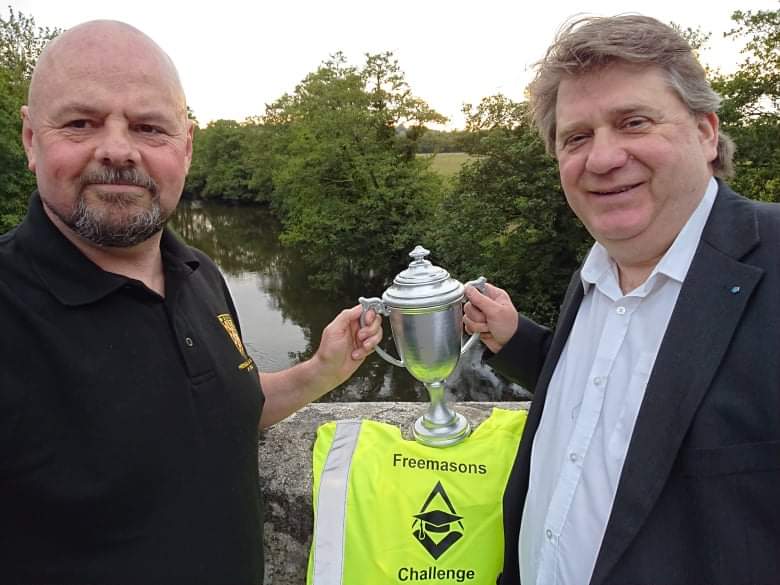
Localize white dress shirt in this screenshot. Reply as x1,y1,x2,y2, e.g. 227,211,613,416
519,178,718,585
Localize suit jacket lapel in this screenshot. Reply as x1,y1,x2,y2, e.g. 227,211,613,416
591,184,764,585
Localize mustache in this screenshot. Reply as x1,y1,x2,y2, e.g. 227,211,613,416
80,167,159,195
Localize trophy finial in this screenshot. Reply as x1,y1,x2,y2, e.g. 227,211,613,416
409,245,430,264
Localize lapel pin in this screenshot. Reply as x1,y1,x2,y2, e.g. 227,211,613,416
729,286,741,294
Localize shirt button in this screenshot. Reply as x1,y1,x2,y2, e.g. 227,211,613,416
184,337,194,347
616,306,627,315
593,376,604,386
546,529,555,542
569,452,578,463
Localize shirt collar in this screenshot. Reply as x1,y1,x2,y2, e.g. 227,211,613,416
581,177,718,295
16,192,200,306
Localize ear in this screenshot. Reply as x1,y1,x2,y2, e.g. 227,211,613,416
697,112,719,164
20,105,37,172
184,118,194,173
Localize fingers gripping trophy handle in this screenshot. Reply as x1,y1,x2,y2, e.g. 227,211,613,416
460,276,487,355
358,297,404,368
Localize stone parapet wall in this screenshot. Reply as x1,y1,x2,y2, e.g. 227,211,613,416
258,401,530,584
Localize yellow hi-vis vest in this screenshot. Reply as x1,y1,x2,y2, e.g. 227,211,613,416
307,407,526,585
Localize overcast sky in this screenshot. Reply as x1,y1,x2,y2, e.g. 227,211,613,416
12,0,778,128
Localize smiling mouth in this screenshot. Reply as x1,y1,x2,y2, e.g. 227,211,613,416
591,182,643,195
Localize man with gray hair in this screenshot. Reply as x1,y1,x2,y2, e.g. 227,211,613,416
0,20,380,584
465,14,780,585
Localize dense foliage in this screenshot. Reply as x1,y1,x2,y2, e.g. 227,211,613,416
712,8,780,202
182,53,452,292
264,52,447,291
0,8,58,232
185,118,276,203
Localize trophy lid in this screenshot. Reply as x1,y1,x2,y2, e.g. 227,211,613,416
382,246,465,309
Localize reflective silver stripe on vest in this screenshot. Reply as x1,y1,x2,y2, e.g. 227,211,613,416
312,419,363,585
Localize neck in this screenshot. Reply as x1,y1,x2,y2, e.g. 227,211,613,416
48,212,166,295
614,254,663,294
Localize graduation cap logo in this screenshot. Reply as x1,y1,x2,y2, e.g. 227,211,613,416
412,481,464,559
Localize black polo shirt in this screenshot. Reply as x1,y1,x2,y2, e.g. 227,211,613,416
0,193,265,584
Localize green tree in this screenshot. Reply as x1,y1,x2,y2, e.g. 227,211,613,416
0,66,30,231
266,52,446,293
712,7,780,201
0,7,59,232
432,95,590,326
186,119,275,202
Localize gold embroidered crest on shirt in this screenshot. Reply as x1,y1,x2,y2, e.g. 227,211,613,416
217,313,255,371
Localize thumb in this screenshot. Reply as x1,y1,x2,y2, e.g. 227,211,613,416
466,284,497,313
344,304,363,322
482,282,509,302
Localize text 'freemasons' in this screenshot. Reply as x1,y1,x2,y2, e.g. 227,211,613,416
392,453,487,475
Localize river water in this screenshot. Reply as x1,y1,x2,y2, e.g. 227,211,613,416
170,200,529,403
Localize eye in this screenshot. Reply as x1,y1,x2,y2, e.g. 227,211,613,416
622,116,650,130
562,133,589,150
135,124,165,135
64,119,93,129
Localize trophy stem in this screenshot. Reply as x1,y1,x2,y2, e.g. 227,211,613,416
413,381,471,447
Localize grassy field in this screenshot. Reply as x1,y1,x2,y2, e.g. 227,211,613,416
419,152,473,179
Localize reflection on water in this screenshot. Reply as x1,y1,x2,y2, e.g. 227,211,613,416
170,200,529,402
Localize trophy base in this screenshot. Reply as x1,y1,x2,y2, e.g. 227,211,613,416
413,412,471,447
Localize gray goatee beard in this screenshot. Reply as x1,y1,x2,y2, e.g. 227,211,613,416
51,167,167,248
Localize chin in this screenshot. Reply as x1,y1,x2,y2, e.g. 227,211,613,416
591,214,650,240
592,225,648,245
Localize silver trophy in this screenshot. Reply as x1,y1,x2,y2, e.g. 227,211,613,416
359,245,485,447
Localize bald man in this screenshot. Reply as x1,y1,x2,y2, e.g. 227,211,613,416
0,21,380,584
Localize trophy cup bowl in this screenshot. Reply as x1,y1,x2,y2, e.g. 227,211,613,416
359,245,485,447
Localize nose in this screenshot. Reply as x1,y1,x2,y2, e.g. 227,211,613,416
584,131,629,175
94,122,140,167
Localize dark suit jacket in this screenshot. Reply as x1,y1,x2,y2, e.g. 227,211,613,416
490,181,780,585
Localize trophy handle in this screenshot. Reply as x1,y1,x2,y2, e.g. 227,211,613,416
460,276,487,355
358,297,405,368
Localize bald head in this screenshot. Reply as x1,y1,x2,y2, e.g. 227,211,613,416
28,20,187,121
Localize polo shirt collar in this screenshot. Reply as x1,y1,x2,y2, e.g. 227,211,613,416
17,192,199,306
